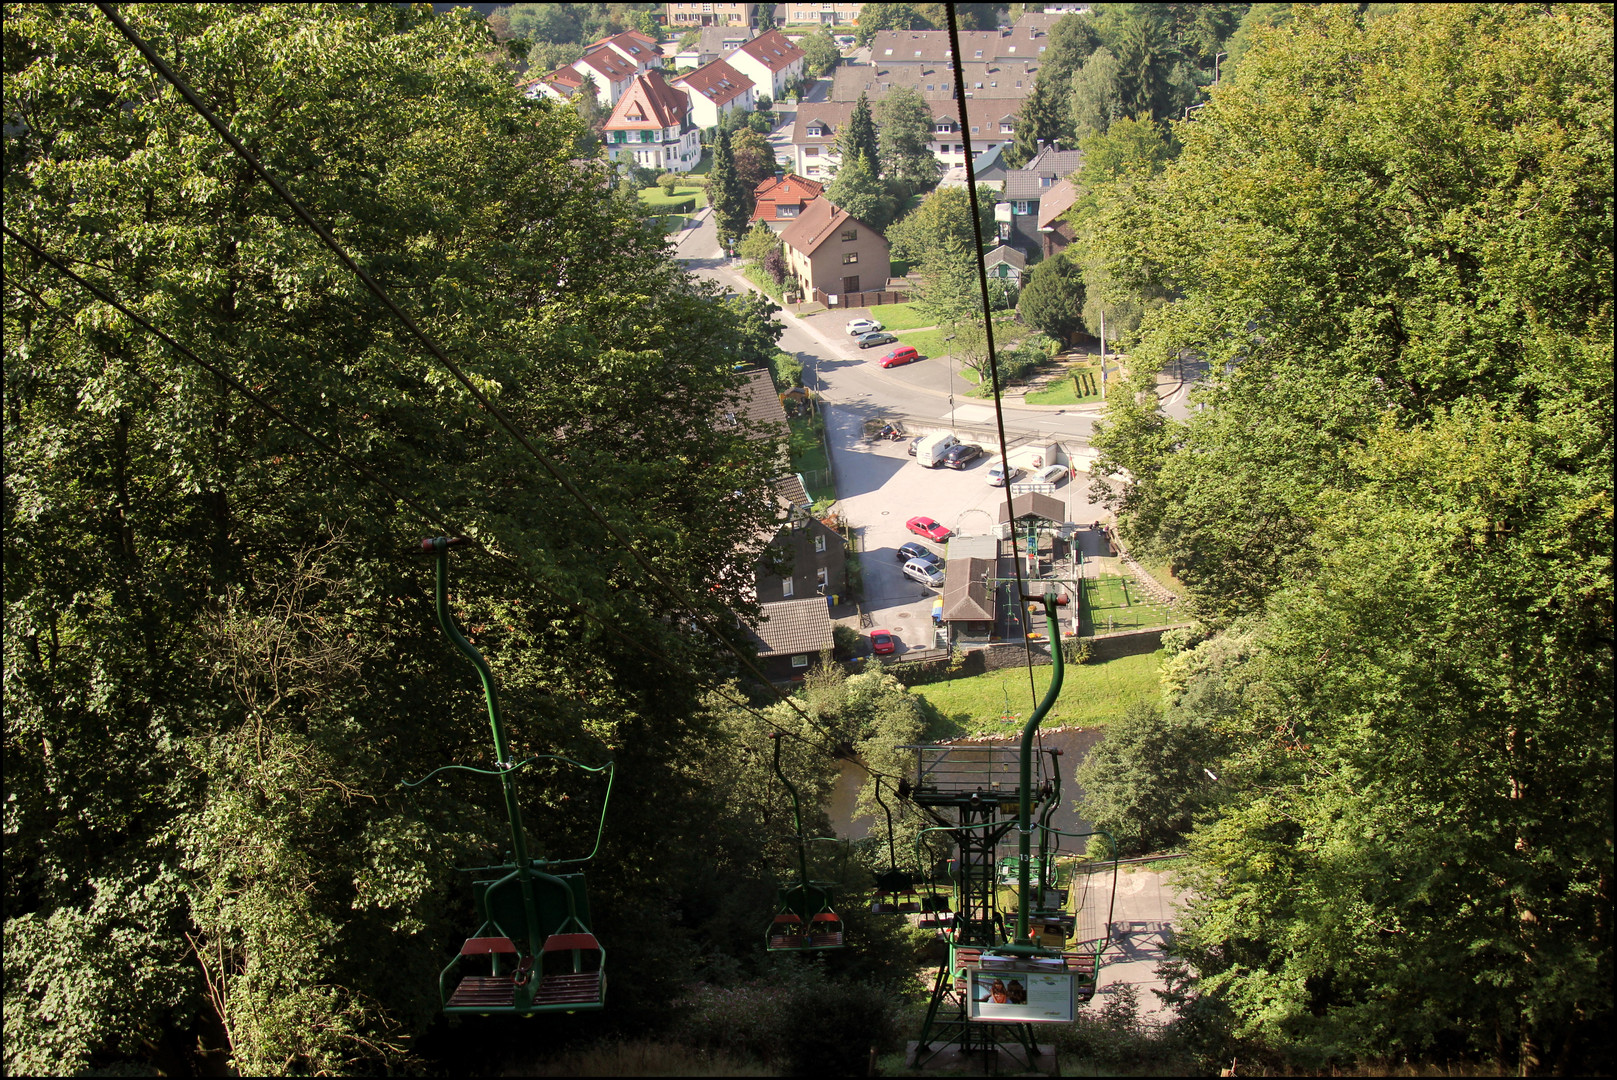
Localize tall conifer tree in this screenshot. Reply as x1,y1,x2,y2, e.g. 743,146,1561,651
838,93,880,175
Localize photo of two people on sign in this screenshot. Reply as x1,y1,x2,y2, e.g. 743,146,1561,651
976,977,1027,1005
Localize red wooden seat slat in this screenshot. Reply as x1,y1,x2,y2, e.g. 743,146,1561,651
810,913,840,925
772,913,802,925
543,933,600,953
447,976,516,1009
533,973,603,1007
461,936,518,956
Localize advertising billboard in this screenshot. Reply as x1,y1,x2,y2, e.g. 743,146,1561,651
965,965,1076,1023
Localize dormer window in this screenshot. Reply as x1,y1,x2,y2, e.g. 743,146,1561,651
807,124,823,136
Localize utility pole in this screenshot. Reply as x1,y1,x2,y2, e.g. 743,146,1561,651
1098,307,1106,402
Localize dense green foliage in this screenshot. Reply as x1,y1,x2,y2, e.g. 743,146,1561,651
1,5,895,1075
1016,255,1088,343
1083,4,1612,1071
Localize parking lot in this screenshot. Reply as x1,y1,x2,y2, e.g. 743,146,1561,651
824,406,1101,657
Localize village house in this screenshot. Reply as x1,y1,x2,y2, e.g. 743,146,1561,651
671,56,755,129
603,71,702,173
997,143,1084,257
539,47,641,107
755,499,848,605
740,596,835,681
674,25,752,69
728,29,805,101
778,197,891,300
751,172,825,233
587,29,663,74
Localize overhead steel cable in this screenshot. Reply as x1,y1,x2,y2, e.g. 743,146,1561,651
944,2,1043,716
7,223,899,800
90,1,838,736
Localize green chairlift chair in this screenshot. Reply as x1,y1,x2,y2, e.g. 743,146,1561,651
411,537,613,1016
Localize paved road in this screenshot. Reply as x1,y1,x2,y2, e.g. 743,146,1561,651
1103,862,1187,1021
672,209,1191,640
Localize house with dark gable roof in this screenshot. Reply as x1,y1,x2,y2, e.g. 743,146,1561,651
996,143,1084,258
740,597,835,680
779,198,891,301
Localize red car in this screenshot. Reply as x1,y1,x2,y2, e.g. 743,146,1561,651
906,515,952,542
870,629,897,656
878,345,920,369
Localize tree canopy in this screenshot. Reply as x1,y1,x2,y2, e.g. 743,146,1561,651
3,4,790,1074
1084,4,1613,1070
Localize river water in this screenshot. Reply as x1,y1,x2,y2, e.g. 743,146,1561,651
827,726,1106,842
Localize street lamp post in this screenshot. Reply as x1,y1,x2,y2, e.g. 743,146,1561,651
1214,51,1227,86
944,334,957,431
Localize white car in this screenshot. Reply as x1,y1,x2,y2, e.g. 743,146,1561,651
846,318,884,336
987,461,1021,486
902,558,945,588
1033,464,1068,486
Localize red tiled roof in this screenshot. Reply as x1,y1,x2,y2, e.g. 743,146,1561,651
752,173,825,223
674,58,752,107
605,71,691,131
736,28,805,73
587,29,660,66
576,48,637,84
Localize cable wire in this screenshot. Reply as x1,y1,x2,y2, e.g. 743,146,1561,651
91,1,834,737
943,4,1044,715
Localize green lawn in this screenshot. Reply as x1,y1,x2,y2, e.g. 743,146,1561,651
1079,574,1181,635
1026,366,1105,405
638,184,708,209
912,651,1165,738
867,302,935,331
788,414,835,506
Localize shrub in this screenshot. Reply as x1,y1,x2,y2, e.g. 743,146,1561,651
833,624,862,658
1061,636,1093,665
769,350,803,391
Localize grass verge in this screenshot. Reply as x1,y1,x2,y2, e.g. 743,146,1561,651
911,650,1165,738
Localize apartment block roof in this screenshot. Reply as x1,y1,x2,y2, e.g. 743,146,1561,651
868,25,1057,66
674,57,753,107
736,28,805,73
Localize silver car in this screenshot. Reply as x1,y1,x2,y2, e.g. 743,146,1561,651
903,558,946,588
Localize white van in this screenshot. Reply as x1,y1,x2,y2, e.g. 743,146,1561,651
914,432,960,468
